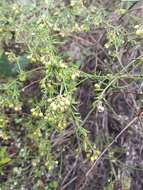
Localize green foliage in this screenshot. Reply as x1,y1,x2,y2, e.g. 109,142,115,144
0,0,142,189
0,147,11,171
0,54,13,76
0,54,29,77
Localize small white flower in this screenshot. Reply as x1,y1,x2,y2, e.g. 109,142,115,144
39,112,44,117
59,63,67,68
97,102,104,112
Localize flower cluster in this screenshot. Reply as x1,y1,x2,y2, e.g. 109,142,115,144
135,25,143,36
49,95,71,113
44,95,72,130
30,107,44,118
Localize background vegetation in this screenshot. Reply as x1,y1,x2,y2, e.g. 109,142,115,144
0,0,143,189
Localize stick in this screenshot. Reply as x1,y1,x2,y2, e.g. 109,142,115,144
85,116,138,178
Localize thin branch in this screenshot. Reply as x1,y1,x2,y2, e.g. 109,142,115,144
61,176,77,190
21,79,41,92
85,116,138,178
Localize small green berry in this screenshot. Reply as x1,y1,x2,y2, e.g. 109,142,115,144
39,112,44,117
